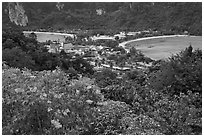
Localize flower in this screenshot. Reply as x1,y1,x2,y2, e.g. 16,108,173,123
87,85,92,90
95,89,101,94
47,100,51,104
86,100,94,104
48,107,53,112
51,119,62,129
76,89,80,94
54,94,62,99
14,88,24,93
62,108,70,116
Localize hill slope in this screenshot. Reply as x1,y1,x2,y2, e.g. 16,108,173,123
2,2,202,35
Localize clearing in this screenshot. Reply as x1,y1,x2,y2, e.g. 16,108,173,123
23,31,74,42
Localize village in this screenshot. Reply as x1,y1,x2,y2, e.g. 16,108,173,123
35,30,156,75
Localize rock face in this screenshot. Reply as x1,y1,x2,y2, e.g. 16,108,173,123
8,2,28,26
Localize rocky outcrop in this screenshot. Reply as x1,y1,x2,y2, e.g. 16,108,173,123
8,2,28,26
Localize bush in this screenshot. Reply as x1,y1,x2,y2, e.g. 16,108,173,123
94,69,117,88
2,66,103,135
104,40,119,48
150,91,202,135
130,86,202,135
123,69,146,85
101,80,142,105
3,47,36,70
88,100,133,135
148,46,202,95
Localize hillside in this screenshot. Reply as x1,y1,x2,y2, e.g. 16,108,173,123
2,3,202,134
2,2,202,35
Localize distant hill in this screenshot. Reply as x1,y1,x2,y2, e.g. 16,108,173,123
2,2,202,35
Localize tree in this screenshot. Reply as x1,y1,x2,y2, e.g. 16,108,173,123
148,46,202,95
129,46,137,56
94,69,117,88
3,47,36,70
28,32,37,40
104,40,118,48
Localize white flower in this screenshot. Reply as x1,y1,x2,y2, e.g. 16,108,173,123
86,100,94,104
31,87,37,92
42,93,47,97
47,100,51,104
62,108,70,116
51,119,62,129
65,108,70,113
87,85,92,89
48,107,53,112
95,89,101,94
97,101,108,106
30,75,36,78
54,94,62,98
15,88,24,93
76,90,80,95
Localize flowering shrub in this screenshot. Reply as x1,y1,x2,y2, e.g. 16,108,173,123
150,91,202,135
101,81,141,105
131,87,202,135
91,100,133,135
2,50,202,135
2,65,103,135
2,65,167,135
121,114,163,135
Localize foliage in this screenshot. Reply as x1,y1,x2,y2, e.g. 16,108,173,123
103,40,119,48
2,65,167,135
94,69,117,88
101,80,141,105
2,43,202,135
131,87,202,135
1,5,202,134
123,69,146,85
2,66,103,135
150,91,202,135
121,114,162,135
3,2,201,35
148,46,202,94
2,47,36,70
2,28,94,75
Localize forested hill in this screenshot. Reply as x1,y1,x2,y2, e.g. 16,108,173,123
2,2,202,35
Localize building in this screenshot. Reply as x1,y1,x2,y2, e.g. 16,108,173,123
63,43,74,52
48,43,60,53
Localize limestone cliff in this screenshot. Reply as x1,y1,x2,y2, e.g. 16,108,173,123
8,2,28,26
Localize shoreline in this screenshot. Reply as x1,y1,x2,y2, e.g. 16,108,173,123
119,35,191,48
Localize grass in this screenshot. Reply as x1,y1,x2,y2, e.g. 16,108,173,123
126,36,202,60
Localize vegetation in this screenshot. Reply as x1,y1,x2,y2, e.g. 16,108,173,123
2,35,202,134
148,46,202,95
2,2,202,135
2,28,94,75
2,2,202,35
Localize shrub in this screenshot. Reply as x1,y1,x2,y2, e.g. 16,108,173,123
148,46,202,95
2,66,103,135
88,100,133,135
101,80,141,105
150,91,202,135
94,69,117,88
3,47,36,70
